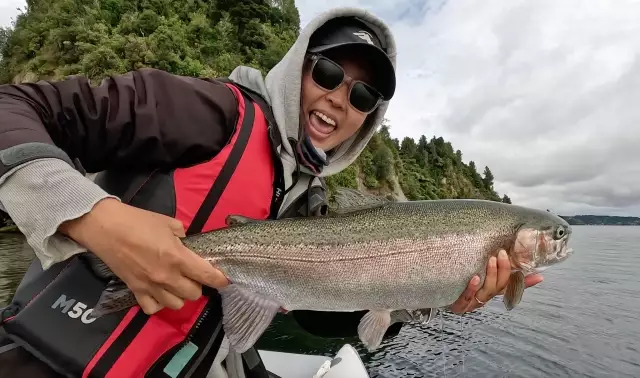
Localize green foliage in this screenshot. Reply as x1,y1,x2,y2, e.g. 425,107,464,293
0,0,300,83
1,0,506,207
326,119,505,203
502,194,512,204
559,215,640,226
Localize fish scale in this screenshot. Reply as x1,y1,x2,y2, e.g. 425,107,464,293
90,190,574,354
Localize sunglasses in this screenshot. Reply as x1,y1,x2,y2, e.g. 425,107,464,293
307,54,383,114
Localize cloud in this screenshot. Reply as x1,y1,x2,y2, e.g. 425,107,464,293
0,0,23,29
3,0,640,216
296,0,640,216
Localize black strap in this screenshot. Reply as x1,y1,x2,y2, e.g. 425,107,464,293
218,80,286,219
211,79,285,221
88,311,149,378
186,86,256,235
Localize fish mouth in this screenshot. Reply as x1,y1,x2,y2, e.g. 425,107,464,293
532,246,574,274
543,246,574,269
557,247,574,262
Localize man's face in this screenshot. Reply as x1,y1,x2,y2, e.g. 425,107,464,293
300,52,376,151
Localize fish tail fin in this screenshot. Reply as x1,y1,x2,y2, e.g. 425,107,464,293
91,278,137,318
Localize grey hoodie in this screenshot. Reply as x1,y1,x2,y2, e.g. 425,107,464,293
0,7,397,270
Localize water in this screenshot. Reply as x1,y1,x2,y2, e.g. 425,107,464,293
1,226,639,377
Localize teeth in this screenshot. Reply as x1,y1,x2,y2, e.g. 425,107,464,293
313,111,336,127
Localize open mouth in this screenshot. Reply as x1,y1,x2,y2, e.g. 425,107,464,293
308,110,336,138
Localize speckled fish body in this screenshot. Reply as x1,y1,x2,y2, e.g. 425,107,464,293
90,190,574,353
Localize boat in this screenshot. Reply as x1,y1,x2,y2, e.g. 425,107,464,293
258,343,370,378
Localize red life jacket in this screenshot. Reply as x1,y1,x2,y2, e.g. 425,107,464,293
0,81,284,378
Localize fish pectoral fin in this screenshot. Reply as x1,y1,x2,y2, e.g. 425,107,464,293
417,308,437,325
219,284,280,353
503,271,526,311
357,309,392,352
389,308,435,326
92,278,137,318
225,215,262,227
389,309,413,324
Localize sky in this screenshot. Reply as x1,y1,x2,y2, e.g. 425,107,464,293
2,0,640,216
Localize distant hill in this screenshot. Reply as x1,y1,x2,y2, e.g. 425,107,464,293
560,215,640,226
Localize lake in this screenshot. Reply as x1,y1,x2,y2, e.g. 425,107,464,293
1,226,639,377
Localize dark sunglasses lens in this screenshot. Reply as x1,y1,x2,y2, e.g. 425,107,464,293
350,82,380,112
312,58,344,90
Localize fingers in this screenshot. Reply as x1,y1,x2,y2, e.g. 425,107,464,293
466,250,512,312
150,287,185,311
163,277,203,302
167,218,186,238
495,250,511,291
449,275,481,314
180,246,230,289
134,292,164,315
472,256,498,307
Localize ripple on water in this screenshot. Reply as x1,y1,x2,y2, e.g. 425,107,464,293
0,233,35,306
2,226,640,377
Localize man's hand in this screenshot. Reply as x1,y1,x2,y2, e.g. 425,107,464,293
448,249,544,314
59,198,229,315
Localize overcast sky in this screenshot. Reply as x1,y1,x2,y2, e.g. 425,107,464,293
2,0,640,216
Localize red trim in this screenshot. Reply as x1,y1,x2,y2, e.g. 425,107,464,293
82,307,140,378
104,297,208,378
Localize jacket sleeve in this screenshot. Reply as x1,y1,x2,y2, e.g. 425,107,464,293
0,67,239,173
0,68,239,269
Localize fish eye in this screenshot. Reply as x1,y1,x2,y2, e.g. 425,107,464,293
554,226,566,239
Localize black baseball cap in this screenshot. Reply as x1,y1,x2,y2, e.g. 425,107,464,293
308,17,396,101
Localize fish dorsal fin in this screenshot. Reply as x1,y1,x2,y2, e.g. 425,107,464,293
225,215,262,227
327,187,391,215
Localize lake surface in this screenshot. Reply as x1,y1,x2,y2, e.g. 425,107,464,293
1,226,639,377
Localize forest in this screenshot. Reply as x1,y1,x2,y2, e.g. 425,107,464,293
0,0,510,232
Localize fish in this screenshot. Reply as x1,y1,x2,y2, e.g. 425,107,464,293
86,188,574,353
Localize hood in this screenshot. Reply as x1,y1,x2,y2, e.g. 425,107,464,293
229,7,397,217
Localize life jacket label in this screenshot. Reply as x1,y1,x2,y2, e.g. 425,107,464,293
51,294,97,324
163,341,199,378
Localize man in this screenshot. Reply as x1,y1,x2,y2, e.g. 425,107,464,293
0,7,541,378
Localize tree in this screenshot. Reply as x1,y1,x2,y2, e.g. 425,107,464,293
0,0,510,210
483,166,495,191
502,194,512,204
0,27,11,60
0,0,299,84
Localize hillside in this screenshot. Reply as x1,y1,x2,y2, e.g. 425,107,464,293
560,215,640,226
0,0,509,234
324,120,506,203
0,0,300,83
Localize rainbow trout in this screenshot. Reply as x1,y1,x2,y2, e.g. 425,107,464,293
89,189,574,353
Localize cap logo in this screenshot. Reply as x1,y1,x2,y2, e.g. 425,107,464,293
353,31,375,45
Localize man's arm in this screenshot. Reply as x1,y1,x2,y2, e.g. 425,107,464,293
0,68,239,268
